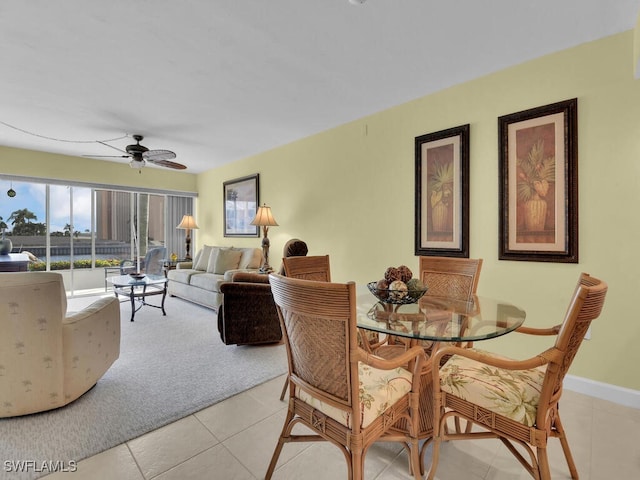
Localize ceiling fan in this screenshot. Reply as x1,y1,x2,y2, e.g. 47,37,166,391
86,134,187,170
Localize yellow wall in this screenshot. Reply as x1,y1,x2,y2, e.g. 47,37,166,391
3,31,638,392
197,30,640,391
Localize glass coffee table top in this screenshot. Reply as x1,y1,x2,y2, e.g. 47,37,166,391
108,274,168,321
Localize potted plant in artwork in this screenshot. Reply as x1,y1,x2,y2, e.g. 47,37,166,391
0,216,12,255
428,161,454,232
517,139,555,231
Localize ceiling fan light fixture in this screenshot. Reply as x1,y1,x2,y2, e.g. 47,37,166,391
129,158,145,169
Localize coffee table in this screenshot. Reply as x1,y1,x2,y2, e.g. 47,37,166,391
109,274,168,321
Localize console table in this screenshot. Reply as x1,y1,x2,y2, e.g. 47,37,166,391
0,253,29,272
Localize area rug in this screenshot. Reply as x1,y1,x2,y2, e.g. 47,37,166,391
0,295,287,480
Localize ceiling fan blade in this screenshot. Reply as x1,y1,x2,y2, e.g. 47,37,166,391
147,158,187,170
143,149,176,161
84,154,130,158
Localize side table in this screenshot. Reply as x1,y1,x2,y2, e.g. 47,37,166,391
0,253,30,272
163,259,187,276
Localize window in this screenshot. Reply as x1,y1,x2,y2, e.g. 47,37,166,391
0,176,194,292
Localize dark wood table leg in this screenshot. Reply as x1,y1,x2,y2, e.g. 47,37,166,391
160,283,167,316
129,288,136,322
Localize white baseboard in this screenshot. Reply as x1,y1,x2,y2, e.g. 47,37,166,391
564,374,640,409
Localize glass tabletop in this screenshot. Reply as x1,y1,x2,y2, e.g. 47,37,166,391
356,294,526,343
108,274,168,287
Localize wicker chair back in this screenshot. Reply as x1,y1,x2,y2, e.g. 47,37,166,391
419,256,482,300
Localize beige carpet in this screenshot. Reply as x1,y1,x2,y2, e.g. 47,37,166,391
0,295,287,480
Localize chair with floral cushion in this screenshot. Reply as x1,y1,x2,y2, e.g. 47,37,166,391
279,253,331,400
426,272,608,480
266,273,427,480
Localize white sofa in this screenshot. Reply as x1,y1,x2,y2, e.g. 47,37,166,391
0,272,120,417
167,245,263,310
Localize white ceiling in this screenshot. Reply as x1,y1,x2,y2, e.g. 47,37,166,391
1,0,639,174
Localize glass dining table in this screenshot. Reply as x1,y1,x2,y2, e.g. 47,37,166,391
357,294,526,346
356,292,526,453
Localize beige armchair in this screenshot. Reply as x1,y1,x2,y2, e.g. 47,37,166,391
0,272,121,417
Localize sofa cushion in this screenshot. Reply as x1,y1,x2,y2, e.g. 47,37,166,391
239,248,262,269
189,272,225,291
167,269,201,284
206,247,223,273
194,245,215,271
213,248,242,274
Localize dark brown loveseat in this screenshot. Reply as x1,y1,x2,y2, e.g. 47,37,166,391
216,239,308,346
217,272,281,345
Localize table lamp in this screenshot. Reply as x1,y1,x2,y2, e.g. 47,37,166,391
250,204,278,273
176,214,199,260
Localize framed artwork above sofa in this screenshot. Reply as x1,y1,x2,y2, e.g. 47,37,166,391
223,173,259,237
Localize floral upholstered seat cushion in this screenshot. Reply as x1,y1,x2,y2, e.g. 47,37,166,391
295,362,413,428
439,349,547,427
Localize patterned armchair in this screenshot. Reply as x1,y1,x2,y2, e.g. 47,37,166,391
0,272,120,417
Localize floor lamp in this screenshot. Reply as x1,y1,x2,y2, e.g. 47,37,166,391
176,214,199,260
250,204,278,273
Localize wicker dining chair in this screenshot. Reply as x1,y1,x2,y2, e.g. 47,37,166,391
419,256,483,301
372,256,483,359
282,254,331,281
279,254,331,400
425,273,608,480
267,273,427,480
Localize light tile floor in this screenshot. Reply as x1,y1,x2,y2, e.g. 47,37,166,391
43,374,640,480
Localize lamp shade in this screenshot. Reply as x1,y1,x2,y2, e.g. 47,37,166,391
250,204,278,227
176,214,199,230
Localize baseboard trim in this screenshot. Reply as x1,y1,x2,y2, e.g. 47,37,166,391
564,374,640,409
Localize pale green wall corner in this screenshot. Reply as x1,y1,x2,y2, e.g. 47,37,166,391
634,12,640,78
197,30,640,392
0,145,198,194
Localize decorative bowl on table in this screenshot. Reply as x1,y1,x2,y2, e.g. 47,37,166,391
367,281,428,305
129,273,146,280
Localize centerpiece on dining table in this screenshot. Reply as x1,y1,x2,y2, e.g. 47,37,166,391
367,265,427,305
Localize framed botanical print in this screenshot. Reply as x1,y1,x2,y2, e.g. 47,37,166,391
415,124,470,258
223,174,259,237
498,98,578,262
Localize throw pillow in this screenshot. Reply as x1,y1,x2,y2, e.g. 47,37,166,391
239,248,262,269
194,245,215,271
213,248,242,274
206,247,221,273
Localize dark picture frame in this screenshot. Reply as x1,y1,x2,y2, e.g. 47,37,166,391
415,124,470,258
223,174,259,237
498,98,578,263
